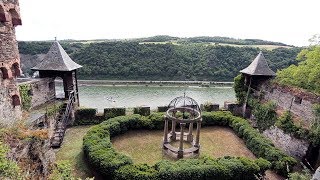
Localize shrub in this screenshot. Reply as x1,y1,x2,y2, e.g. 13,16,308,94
276,111,320,146
133,107,150,116
104,108,126,119
0,142,21,179
49,160,74,180
234,74,247,105
203,103,219,112
75,108,101,125
157,106,169,112
251,100,277,131
83,111,296,179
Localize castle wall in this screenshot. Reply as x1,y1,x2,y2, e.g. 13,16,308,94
18,78,56,109
260,83,319,127
263,126,309,159
0,0,22,125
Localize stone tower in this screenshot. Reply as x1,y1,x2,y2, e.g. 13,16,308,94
0,0,22,125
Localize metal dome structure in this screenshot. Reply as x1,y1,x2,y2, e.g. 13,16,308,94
163,95,202,159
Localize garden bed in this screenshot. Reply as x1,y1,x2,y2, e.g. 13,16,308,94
83,111,297,179
112,127,255,165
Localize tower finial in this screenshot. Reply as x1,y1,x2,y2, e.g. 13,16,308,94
54,37,57,41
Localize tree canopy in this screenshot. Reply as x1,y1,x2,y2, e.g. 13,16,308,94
18,40,301,81
276,46,320,94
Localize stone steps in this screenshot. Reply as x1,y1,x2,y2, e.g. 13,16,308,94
50,103,68,148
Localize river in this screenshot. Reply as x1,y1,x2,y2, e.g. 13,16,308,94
57,84,236,112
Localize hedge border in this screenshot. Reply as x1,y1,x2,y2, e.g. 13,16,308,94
83,111,297,179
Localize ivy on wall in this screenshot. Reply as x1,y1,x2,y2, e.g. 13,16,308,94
234,74,247,105
19,84,32,111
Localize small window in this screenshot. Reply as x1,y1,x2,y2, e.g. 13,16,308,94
0,6,5,22
294,96,302,104
28,88,33,96
0,67,9,79
11,63,21,77
49,82,54,90
9,9,21,26
12,95,21,106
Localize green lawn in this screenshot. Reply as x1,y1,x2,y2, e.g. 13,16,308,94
57,125,282,180
111,126,256,165
55,125,94,179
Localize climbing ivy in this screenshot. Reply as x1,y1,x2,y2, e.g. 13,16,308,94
233,74,247,105
19,84,32,110
249,99,277,131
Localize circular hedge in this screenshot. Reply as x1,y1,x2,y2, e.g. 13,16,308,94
83,111,297,179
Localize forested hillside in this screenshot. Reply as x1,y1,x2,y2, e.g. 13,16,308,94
18,37,301,81
276,45,320,94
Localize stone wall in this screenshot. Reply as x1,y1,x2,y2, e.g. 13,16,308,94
0,0,22,125
261,83,320,127
18,78,56,109
263,126,309,159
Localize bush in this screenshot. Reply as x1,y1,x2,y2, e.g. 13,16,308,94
276,111,320,147
157,106,169,112
83,111,296,179
104,108,126,119
234,74,247,105
251,100,277,131
49,160,74,180
133,107,150,116
75,108,101,125
202,102,219,112
0,142,21,179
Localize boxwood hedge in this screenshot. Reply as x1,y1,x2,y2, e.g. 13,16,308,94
83,111,297,179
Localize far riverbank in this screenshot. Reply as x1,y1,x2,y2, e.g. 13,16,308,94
77,80,233,87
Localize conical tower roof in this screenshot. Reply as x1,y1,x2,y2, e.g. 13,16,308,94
240,52,276,76
32,41,82,71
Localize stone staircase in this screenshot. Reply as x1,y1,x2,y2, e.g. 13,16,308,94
51,103,68,148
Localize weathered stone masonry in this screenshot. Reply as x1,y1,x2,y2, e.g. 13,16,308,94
0,0,22,125
18,78,56,109
261,83,320,127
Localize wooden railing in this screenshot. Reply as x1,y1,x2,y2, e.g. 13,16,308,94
60,90,75,128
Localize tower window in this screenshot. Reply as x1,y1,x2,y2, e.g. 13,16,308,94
0,6,5,22
12,95,21,106
294,96,302,104
11,63,21,77
0,67,9,79
9,9,21,26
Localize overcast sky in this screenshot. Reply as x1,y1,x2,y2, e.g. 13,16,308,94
16,0,320,46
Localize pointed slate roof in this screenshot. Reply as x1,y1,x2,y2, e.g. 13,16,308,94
32,41,82,71
240,52,276,76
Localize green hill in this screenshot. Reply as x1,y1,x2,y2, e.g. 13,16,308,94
18,36,301,81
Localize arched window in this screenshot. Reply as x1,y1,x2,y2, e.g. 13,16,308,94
0,67,9,79
11,63,21,77
9,9,21,26
0,6,5,22
12,95,21,106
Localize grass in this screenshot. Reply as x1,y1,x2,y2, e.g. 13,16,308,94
58,125,283,179
55,125,94,179
138,41,291,50
111,126,256,164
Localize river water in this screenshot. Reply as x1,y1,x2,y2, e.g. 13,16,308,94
57,84,236,112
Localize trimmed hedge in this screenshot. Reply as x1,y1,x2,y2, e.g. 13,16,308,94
157,106,169,112
202,111,297,176
83,111,297,179
133,107,150,116
104,108,126,119
75,108,104,125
